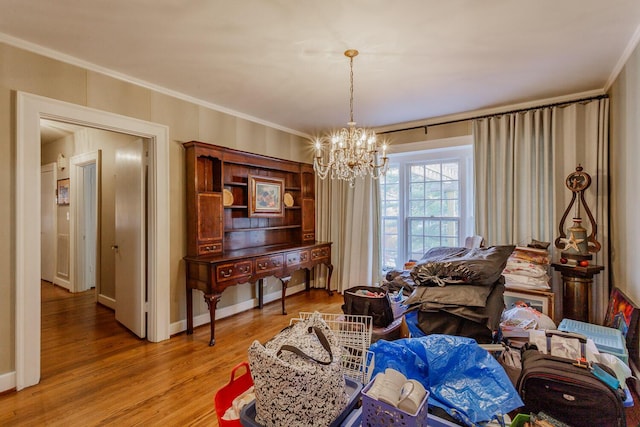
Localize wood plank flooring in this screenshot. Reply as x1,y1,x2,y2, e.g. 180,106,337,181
2,283,639,426
0,282,344,426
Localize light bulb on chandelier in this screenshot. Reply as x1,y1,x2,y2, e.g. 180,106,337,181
313,49,389,187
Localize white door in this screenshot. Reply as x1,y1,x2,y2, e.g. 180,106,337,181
40,164,56,282
81,163,97,291
114,140,146,338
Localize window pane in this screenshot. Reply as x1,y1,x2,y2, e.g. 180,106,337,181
425,220,440,235
425,236,441,249
383,218,398,234
442,163,458,180
425,164,441,181
385,166,400,183
425,200,441,216
442,181,458,199
410,165,424,182
441,237,457,247
410,236,424,254
385,201,399,216
409,219,423,235
384,234,398,248
409,183,424,199
383,251,397,269
442,199,459,217
441,220,458,236
384,185,399,201
409,200,425,216
425,182,441,199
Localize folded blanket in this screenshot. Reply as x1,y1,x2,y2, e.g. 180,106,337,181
503,273,550,290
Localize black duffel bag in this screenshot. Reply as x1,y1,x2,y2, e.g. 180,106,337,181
341,285,394,328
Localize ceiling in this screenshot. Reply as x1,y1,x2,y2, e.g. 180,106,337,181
2,0,640,138
40,119,85,144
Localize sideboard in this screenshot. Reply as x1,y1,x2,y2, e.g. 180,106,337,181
182,141,333,346
184,242,332,345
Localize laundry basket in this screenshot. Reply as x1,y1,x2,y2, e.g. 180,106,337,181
292,312,374,384
214,362,254,427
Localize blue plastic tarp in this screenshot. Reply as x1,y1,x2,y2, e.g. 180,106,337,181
369,335,524,426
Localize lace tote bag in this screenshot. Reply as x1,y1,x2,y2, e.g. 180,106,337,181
248,312,348,427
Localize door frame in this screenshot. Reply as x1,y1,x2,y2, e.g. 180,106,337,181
16,92,170,390
70,151,100,295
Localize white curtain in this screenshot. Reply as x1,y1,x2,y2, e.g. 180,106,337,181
473,98,609,322
315,176,382,293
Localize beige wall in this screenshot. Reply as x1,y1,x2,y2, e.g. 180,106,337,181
381,121,472,146
609,40,640,305
0,42,309,375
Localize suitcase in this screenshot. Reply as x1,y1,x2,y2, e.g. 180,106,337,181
516,344,627,427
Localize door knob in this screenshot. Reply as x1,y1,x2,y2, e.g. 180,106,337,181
111,245,119,251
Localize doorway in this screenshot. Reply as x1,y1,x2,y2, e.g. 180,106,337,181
16,92,171,390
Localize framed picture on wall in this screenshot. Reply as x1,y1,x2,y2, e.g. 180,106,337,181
504,288,555,320
57,178,70,206
248,175,285,217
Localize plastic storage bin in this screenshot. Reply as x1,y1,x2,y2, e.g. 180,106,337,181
360,375,429,427
239,376,362,427
558,318,629,364
510,413,530,427
214,362,254,427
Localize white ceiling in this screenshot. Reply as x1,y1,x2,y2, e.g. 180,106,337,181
2,0,640,138
39,119,85,145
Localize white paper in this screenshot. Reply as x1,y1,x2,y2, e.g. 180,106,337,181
550,335,581,360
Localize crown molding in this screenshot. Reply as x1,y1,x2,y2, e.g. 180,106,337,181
0,32,311,139
605,22,640,92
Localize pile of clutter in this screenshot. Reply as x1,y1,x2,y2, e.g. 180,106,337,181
502,241,551,291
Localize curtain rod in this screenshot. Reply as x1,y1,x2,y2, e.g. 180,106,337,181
378,94,609,135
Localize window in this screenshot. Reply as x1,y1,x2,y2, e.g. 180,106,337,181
380,141,473,270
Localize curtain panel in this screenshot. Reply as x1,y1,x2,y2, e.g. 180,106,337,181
473,98,610,322
315,176,382,293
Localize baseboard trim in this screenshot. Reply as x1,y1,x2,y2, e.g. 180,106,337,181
0,371,16,393
53,276,70,291
169,284,306,336
97,294,115,310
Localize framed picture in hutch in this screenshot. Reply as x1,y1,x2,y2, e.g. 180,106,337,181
248,175,285,217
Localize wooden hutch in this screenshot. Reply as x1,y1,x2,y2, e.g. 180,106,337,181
183,141,333,345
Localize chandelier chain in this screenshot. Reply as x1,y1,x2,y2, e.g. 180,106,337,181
349,55,354,124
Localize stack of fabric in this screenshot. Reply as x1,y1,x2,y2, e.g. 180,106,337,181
502,246,550,291
384,245,515,344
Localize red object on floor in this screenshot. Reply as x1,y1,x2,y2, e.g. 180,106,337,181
214,362,254,427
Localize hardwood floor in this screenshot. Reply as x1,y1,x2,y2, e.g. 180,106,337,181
3,283,639,426
0,282,344,426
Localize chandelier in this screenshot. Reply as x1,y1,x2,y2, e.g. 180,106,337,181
313,49,389,186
